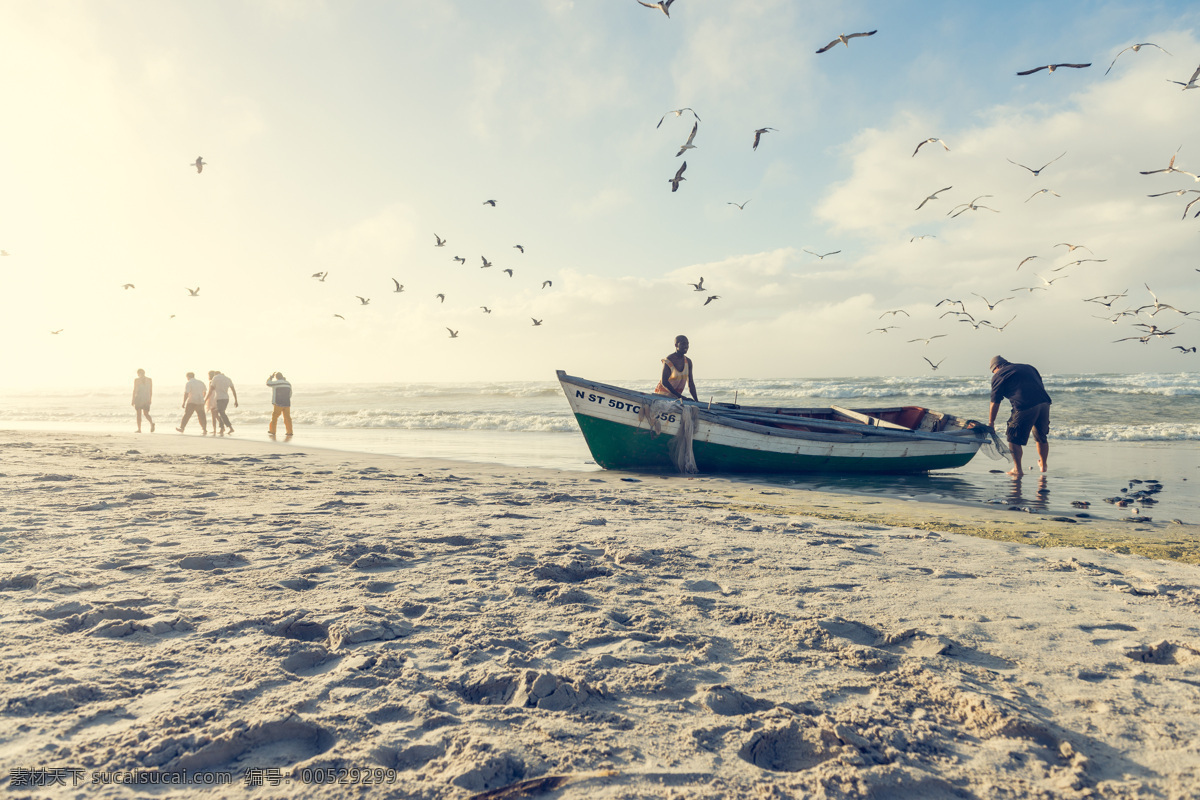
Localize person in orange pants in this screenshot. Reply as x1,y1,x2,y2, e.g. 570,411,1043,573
266,372,293,437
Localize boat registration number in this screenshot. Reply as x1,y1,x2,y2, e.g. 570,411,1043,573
576,390,676,422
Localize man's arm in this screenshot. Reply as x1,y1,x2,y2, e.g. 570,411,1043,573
230,382,238,407
686,359,698,401
987,401,1000,428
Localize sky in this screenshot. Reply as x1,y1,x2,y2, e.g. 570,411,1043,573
1,0,1199,389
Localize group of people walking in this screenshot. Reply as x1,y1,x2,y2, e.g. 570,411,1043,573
130,370,294,438
177,370,238,435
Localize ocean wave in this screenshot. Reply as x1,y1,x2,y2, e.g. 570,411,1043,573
1054,424,1200,442
306,409,577,433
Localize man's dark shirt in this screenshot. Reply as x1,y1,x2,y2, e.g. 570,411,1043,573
990,363,1051,411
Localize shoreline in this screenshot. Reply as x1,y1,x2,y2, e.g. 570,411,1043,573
9,428,1196,564
4,430,1200,798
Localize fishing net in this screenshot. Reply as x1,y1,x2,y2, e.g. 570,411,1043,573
638,398,699,474
669,405,699,474
975,424,1011,461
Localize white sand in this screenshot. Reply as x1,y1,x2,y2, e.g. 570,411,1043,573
2,430,1199,799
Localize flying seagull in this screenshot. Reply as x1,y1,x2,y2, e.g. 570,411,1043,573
531,318,543,326
908,335,947,345
636,0,675,17
502,268,513,277
704,295,720,306
689,277,705,292
1106,43,1171,75
656,107,699,128
333,314,345,320
191,157,205,173
804,249,841,259
1147,188,1200,198
483,199,496,206
453,256,466,264
434,234,446,247
1167,63,1200,89
923,357,945,371
122,283,135,289
513,244,524,253
392,279,404,293
912,138,950,157
1139,148,1199,181
1017,255,1039,271
880,309,909,318
971,293,1013,311
187,287,200,296
676,120,699,157
728,200,750,210
1007,152,1066,176
481,256,493,268
916,186,952,210
1016,63,1091,76
868,326,898,334
50,329,63,335
910,234,936,241
1025,189,1061,202
669,161,687,192
752,128,776,151
816,30,878,54
356,296,370,305
481,307,492,313
1172,346,1197,353
1055,242,1091,253
542,280,553,289
447,328,459,338
948,195,999,217
311,271,328,281
436,293,445,303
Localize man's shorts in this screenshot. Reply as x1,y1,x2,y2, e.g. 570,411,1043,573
1006,402,1050,446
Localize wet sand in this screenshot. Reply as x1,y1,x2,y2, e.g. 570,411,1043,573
2,430,1200,798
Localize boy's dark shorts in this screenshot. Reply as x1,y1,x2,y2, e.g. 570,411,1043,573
1006,402,1050,446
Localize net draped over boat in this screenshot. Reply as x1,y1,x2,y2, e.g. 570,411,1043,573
637,398,699,474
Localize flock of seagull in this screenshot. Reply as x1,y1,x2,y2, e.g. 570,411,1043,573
303,212,558,339
643,4,1197,370
92,176,556,340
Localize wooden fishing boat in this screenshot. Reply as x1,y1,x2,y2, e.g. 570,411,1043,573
557,371,991,474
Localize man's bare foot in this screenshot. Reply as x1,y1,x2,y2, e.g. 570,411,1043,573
150,422,155,433
1007,466,1024,477
1038,459,1047,472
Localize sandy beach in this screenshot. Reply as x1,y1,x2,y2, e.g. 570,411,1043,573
3,430,1200,799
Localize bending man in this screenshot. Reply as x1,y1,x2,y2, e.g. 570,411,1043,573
986,355,1052,477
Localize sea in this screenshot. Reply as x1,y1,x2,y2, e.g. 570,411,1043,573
1,372,1197,523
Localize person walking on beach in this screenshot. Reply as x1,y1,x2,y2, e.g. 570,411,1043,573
986,355,1052,477
207,370,238,435
131,368,154,433
177,372,208,434
654,335,698,401
266,372,294,437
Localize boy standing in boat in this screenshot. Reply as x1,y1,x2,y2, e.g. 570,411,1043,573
986,355,1052,477
654,335,698,401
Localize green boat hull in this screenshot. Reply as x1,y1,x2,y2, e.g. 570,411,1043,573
574,412,978,474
